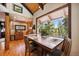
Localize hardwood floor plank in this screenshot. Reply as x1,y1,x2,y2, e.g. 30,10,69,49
0,40,25,56
0,39,40,56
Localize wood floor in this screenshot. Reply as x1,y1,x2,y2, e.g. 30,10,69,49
0,40,29,56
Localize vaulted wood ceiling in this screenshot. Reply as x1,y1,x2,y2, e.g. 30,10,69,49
22,3,46,15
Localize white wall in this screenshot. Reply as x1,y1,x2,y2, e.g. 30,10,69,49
70,3,79,56
0,3,32,18
6,3,32,18
33,3,79,55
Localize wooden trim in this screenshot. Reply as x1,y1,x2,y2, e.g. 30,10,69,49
13,20,28,23
21,3,33,15
38,3,44,10
11,20,32,24
1,3,6,7
5,13,10,50
68,4,71,39
5,12,9,16
43,3,46,5
36,3,71,39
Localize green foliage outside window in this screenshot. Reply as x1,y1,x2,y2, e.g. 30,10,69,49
38,16,68,38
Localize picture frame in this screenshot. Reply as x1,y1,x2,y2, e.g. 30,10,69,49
13,4,23,13
15,25,26,31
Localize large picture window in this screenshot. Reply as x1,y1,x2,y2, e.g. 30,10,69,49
50,17,68,38
36,4,71,39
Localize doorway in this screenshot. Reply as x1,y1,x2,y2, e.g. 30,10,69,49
0,13,5,43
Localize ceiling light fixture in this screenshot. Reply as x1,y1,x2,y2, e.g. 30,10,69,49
39,6,40,8
14,16,16,19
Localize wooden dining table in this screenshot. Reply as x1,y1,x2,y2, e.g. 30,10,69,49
24,34,64,56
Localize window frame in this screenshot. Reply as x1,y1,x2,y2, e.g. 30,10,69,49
36,3,71,39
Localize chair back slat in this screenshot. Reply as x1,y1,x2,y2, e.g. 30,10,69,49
62,38,72,56
24,36,30,48
24,36,31,55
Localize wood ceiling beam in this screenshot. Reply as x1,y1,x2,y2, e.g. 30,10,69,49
38,3,44,10
1,3,6,7
21,3,33,15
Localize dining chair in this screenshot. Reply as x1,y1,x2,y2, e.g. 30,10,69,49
62,37,72,56
24,36,42,56
47,37,72,56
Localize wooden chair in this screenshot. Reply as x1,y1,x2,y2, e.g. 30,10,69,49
24,36,35,55
24,36,42,56
48,37,72,56
24,36,30,55
62,37,72,56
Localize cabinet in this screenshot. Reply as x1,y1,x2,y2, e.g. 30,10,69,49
15,31,23,40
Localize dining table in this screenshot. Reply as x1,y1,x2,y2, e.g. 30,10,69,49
24,34,64,56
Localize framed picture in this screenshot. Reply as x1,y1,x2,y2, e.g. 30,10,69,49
15,25,26,31
13,4,23,13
